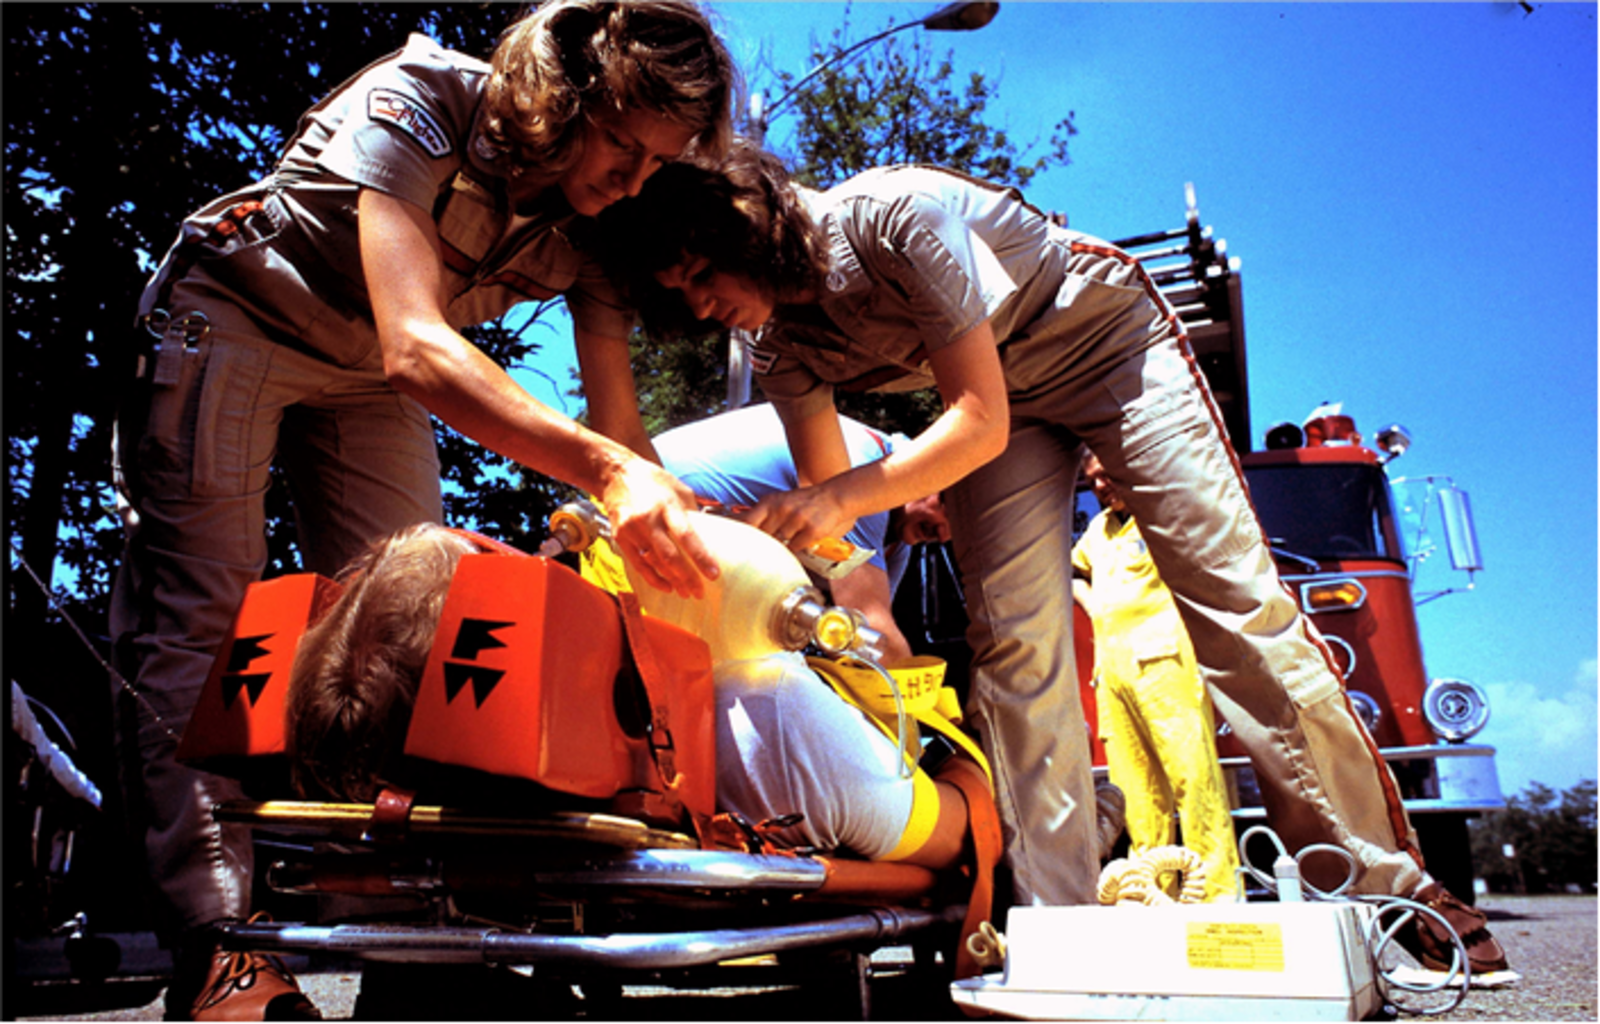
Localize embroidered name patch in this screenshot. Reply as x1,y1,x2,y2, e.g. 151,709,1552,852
368,88,452,158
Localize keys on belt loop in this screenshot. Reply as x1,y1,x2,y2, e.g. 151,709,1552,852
173,312,211,347
141,308,171,340
151,310,210,386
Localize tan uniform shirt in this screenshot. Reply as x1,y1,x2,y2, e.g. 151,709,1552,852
749,165,1167,419
139,33,630,370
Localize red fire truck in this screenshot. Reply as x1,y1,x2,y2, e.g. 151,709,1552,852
1113,186,1504,900
900,186,1504,900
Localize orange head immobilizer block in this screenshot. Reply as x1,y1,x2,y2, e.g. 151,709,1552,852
176,572,345,786
178,545,716,828
403,553,716,825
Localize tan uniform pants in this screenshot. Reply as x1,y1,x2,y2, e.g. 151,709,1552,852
948,322,1424,907
110,279,442,930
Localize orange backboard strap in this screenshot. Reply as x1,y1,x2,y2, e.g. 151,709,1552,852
615,591,681,793
363,786,418,844
613,590,715,844
940,757,1003,981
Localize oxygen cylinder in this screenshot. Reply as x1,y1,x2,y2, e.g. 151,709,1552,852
624,511,819,663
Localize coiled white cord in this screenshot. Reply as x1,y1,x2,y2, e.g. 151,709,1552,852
1237,824,1470,1015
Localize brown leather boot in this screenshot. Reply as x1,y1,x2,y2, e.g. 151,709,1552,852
168,916,320,1022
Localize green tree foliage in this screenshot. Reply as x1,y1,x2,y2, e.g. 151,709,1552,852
4,5,583,927
4,5,562,660
780,14,1074,193
1469,780,1597,894
626,5,1077,435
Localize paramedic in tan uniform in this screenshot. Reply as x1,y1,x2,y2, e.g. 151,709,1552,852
108,4,735,1017
598,144,1506,975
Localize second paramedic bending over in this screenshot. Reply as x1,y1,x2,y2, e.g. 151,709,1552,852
612,149,1457,919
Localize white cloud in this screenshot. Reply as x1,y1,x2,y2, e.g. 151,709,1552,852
1477,663,1598,798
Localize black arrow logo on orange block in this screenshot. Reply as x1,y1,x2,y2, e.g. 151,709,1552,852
441,618,515,707
220,634,274,709
226,634,273,672
442,662,507,707
450,618,514,660
220,674,272,709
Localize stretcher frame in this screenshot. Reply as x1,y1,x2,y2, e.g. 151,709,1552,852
208,796,965,1017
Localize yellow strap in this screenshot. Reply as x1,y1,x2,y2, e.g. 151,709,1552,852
932,685,964,724
880,768,941,862
808,656,920,772
807,656,993,791
579,532,633,596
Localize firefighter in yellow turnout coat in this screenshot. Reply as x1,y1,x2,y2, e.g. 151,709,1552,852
1073,455,1240,902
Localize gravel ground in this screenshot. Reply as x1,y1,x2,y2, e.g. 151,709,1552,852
11,894,1595,1021
1417,894,1597,1021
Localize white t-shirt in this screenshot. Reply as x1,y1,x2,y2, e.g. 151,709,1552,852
714,651,914,859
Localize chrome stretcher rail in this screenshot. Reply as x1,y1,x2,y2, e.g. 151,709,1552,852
220,907,953,969
215,799,699,849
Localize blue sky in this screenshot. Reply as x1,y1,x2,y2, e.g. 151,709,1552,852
518,2,1597,798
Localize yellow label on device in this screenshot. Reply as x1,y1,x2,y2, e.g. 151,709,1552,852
1185,922,1286,972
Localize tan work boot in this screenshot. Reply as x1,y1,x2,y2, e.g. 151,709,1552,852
190,948,320,1021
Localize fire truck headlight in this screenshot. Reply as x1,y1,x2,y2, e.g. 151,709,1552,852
1423,678,1490,742
1347,690,1383,735
1322,634,1357,679
1301,579,1368,612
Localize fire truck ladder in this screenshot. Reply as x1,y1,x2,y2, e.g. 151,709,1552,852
1112,184,1252,453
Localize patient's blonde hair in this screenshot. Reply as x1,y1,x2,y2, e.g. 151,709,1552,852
286,523,476,802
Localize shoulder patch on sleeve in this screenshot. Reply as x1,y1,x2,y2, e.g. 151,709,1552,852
368,88,453,158
748,345,777,375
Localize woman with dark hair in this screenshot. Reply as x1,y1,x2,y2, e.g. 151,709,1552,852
110,5,737,1016
599,143,1506,976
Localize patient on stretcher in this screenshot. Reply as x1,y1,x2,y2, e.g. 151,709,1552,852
285,521,975,871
